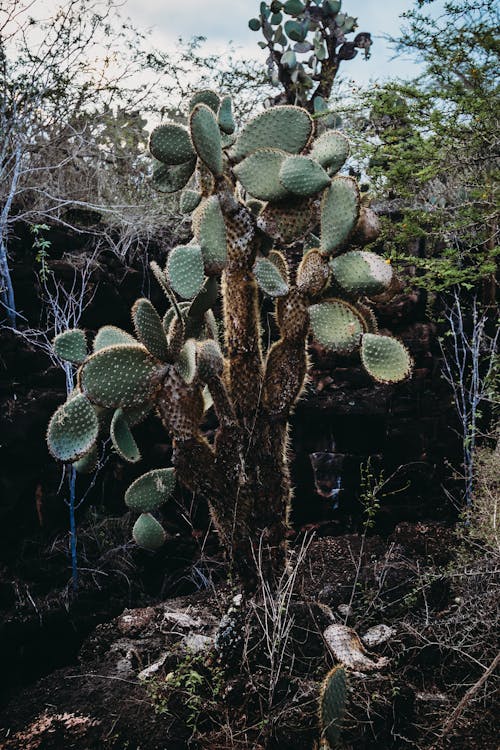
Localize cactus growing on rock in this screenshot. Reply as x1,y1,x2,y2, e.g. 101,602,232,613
46,92,411,589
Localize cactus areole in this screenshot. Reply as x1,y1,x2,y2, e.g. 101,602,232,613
47,94,411,590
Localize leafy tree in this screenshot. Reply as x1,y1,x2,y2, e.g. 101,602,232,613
363,0,499,297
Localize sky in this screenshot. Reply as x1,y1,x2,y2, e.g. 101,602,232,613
124,0,448,85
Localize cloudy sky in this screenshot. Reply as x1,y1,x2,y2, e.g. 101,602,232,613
124,0,448,84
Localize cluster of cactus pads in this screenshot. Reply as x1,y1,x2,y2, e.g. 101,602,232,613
249,0,372,111
46,89,411,582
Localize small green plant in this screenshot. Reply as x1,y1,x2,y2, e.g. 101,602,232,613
30,223,52,282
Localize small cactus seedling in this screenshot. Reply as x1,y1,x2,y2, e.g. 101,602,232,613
46,91,411,588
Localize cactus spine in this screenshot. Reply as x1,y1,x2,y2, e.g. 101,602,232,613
46,91,411,587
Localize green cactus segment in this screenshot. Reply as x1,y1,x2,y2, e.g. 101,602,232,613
73,444,98,474
234,148,290,202
189,89,220,114
125,468,176,512
330,251,393,297
320,665,348,749
189,104,224,176
123,402,153,427
229,105,313,163
166,244,205,300
93,326,136,352
187,276,220,329
254,257,289,297
149,123,195,165
53,329,87,364
81,345,158,408
218,95,235,134
279,155,330,197
175,339,197,384
132,513,166,550
309,299,364,353
268,250,290,284
197,339,224,380
163,301,191,335
132,298,170,362
320,176,360,256
360,333,412,384
284,0,305,14
152,158,196,193
110,408,141,463
310,130,349,173
47,393,99,462
257,195,318,245
180,189,202,213
195,196,227,274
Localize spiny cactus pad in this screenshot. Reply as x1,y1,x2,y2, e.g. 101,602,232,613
149,123,195,165
81,344,158,408
309,298,364,353
194,196,228,274
166,244,205,300
296,249,330,296
310,130,350,173
132,298,170,361
218,95,235,134
189,89,220,114
360,333,412,383
132,512,166,550
190,104,223,176
197,339,224,380
47,393,99,462
330,250,393,297
53,329,87,364
257,195,319,245
279,155,331,197
234,148,290,202
73,444,98,474
125,468,176,512
320,176,360,255
110,408,141,463
152,158,196,193
180,189,202,213
268,250,290,284
254,257,290,298
320,665,348,748
229,105,313,162
94,326,136,352
175,339,197,384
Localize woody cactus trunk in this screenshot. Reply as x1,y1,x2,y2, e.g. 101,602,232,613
46,90,411,590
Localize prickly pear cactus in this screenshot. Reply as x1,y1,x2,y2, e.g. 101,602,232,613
46,91,411,582
319,665,348,748
248,0,372,111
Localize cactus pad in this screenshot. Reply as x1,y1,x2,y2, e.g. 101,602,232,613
189,89,220,114
81,344,158,408
218,95,235,134
268,250,290,284
132,298,170,361
166,244,205,300
94,326,136,352
229,105,313,162
310,130,349,173
360,333,412,383
110,408,141,463
197,339,224,380
152,158,196,193
189,104,223,176
149,123,195,165
320,176,360,255
319,665,348,748
53,329,87,364
330,250,393,297
47,393,99,462
309,298,364,353
254,257,289,297
175,338,197,384
193,196,228,274
279,155,331,197
125,468,176,512
257,195,319,245
234,148,290,202
296,249,330,296
132,512,166,550
73,444,98,474
180,188,202,213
